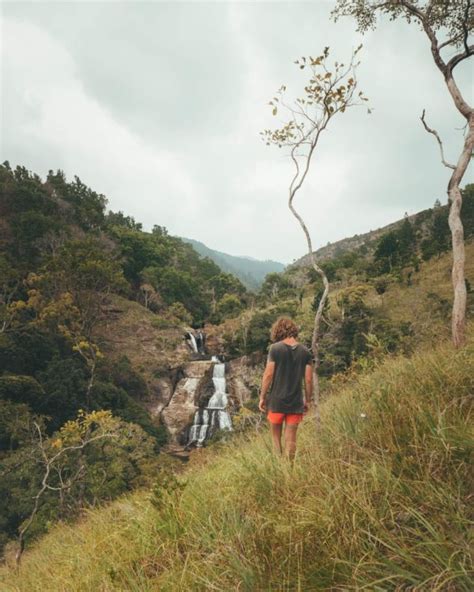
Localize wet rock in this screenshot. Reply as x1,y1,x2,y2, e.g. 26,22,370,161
161,361,214,442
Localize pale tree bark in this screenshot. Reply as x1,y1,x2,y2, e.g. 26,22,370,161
289,185,329,428
417,0,473,348
333,0,473,347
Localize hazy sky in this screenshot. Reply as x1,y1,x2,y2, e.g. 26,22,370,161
1,1,472,264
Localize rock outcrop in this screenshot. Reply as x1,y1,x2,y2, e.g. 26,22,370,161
161,361,214,442
95,296,266,443
227,352,265,405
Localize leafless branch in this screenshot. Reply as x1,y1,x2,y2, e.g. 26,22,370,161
420,109,456,170
15,422,118,567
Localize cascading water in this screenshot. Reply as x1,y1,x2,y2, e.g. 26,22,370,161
188,333,198,354
187,356,232,447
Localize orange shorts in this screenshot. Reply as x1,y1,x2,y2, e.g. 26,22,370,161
267,412,303,425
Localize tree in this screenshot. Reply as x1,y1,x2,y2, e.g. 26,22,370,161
10,409,155,565
333,0,473,347
261,46,368,425
398,216,417,264
374,231,399,272
216,293,244,319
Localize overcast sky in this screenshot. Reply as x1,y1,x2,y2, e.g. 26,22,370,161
1,1,472,264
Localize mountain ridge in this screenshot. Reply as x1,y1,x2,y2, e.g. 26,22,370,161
292,209,424,268
179,237,285,291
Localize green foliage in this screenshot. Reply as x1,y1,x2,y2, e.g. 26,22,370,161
0,328,60,375
46,170,107,231
216,293,244,319
0,375,45,409
420,208,450,260
167,302,193,325
0,400,45,452
0,410,158,554
1,338,472,590
0,161,256,561
225,300,299,356
106,355,148,399
105,210,142,231
90,381,167,447
150,462,186,511
208,272,246,299
373,217,417,273
36,358,89,430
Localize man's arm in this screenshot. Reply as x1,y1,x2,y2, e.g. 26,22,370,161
304,363,313,411
259,361,275,412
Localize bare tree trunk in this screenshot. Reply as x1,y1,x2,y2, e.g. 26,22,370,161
448,115,473,347
424,71,473,347
417,4,473,346
288,194,329,430
421,104,472,347
85,359,96,411
310,272,329,429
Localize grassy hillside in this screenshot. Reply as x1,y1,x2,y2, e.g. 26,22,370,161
318,239,474,345
1,333,472,591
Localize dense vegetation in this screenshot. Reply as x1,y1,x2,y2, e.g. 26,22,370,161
1,161,472,568
0,163,247,555
1,335,472,590
224,187,474,377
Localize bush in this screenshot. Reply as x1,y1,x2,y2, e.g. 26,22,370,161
0,375,45,410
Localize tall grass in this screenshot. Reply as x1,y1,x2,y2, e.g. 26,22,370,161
1,336,473,591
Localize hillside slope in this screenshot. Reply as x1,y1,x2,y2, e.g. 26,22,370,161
181,237,285,290
1,334,472,590
293,188,473,268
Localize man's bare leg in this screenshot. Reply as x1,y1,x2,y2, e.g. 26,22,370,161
270,423,283,455
284,424,298,462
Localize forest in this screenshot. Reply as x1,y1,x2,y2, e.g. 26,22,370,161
1,161,473,565
0,163,249,553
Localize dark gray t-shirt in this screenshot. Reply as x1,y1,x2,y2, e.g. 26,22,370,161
267,341,312,413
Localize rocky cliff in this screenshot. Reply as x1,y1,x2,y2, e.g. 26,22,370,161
95,295,264,444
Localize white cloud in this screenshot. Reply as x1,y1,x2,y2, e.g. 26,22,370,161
1,2,472,265
2,18,201,230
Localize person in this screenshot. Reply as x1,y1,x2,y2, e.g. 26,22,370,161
259,317,313,462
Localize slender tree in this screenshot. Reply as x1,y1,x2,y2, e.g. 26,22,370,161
333,0,473,347
15,411,119,566
261,46,368,425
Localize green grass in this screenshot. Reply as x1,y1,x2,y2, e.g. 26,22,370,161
1,335,473,591
300,240,474,347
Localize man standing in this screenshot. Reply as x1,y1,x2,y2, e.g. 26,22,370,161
259,317,313,461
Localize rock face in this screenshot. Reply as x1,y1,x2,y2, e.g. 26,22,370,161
95,296,267,443
160,355,265,445
161,361,214,442
141,377,174,419
227,352,265,406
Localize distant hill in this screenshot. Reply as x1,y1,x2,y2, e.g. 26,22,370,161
180,237,285,291
292,213,419,268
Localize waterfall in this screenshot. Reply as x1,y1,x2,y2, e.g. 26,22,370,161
187,359,232,447
188,333,198,354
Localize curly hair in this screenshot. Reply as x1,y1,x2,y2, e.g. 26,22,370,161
270,317,299,342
